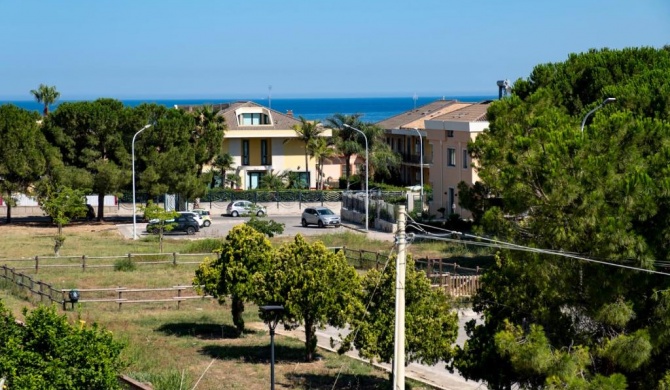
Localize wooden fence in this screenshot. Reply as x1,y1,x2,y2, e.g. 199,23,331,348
1,252,214,273
336,246,483,297
0,265,63,306
60,285,212,311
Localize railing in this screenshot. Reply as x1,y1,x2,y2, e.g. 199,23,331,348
400,153,433,164
60,285,212,311
0,265,63,305
1,252,215,272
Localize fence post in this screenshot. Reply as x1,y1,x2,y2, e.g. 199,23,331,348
35,256,39,273
376,251,381,269
39,281,44,303
359,250,363,269
118,288,123,311
177,288,182,310
82,255,86,271
173,252,177,266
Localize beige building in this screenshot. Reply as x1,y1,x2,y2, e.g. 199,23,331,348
424,102,490,218
211,101,334,189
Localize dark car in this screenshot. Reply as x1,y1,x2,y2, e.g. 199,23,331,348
146,215,200,235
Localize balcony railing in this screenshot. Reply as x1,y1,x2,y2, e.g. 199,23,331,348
400,153,432,165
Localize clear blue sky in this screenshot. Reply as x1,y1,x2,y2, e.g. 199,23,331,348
1,0,668,100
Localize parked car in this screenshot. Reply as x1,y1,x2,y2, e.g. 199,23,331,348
146,215,200,235
178,211,204,227
225,201,266,217
190,209,212,227
301,207,341,228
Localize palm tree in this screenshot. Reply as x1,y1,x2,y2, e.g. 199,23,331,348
291,116,324,188
259,170,287,191
213,152,235,188
324,113,364,189
308,137,336,190
30,84,60,116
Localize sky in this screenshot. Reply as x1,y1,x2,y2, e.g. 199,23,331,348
1,0,668,100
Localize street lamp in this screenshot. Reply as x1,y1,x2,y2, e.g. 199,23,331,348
581,97,616,133
343,124,369,231
411,128,424,208
132,124,152,240
260,305,285,390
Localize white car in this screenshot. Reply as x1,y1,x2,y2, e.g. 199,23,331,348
225,201,267,217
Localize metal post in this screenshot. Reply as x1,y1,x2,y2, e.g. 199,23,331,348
412,128,424,207
270,327,276,390
343,124,368,231
393,205,407,389
132,124,152,240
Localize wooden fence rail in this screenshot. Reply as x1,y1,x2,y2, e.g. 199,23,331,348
0,265,63,306
59,285,213,311
1,252,216,273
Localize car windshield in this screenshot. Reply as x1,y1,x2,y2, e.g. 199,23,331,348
317,209,334,215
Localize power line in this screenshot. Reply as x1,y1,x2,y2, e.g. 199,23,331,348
404,213,670,277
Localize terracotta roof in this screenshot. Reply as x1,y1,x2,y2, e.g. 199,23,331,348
217,101,302,130
376,99,466,129
431,101,491,122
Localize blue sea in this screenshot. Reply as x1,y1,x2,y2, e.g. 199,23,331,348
3,96,496,123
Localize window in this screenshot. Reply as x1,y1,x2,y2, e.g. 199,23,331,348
447,148,456,167
261,139,268,165
447,130,454,137
292,171,310,189
462,149,468,168
448,187,455,214
239,113,270,125
242,140,250,165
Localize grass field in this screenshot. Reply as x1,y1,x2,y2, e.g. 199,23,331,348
0,221,448,389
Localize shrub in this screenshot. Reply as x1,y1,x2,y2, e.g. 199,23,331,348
114,257,136,272
183,238,225,254
245,216,285,237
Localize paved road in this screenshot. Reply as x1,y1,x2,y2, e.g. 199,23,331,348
117,214,362,240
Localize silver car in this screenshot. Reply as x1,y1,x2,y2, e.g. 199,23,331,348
301,207,340,228
225,200,267,217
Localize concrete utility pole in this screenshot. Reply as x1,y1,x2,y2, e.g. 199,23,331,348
393,205,407,389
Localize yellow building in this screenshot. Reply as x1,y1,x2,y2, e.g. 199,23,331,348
215,101,332,189
424,102,490,218
376,99,471,188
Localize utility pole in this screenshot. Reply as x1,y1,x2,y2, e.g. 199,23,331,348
393,205,407,389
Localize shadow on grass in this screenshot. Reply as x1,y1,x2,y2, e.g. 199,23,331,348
200,344,308,364
156,322,259,339
284,372,390,390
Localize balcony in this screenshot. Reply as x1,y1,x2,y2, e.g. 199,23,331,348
400,153,432,165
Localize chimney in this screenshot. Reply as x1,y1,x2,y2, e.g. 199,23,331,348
286,110,294,118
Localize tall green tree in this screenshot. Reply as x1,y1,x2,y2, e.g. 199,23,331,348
325,113,364,189
290,116,325,187
454,46,670,389
43,99,138,220
253,235,362,362
340,256,459,376
193,225,274,336
0,105,51,223
363,123,401,184
37,185,89,256
190,105,226,177
30,84,60,116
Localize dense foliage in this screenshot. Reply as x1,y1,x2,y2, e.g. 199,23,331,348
193,225,274,335
455,46,670,389
253,235,363,361
0,300,125,389
341,255,459,368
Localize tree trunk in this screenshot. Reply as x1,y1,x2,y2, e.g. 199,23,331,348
345,154,352,190
304,319,317,362
305,152,309,188
232,295,245,336
97,193,105,222
6,201,11,224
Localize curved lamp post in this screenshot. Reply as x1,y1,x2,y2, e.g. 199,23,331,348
411,128,424,208
343,124,369,231
132,124,152,240
581,97,616,133
260,305,285,390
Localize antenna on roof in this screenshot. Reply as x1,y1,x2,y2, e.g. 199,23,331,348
268,85,272,109
413,92,418,109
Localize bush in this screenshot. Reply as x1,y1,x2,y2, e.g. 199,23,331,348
114,257,136,272
245,217,285,237
183,238,225,254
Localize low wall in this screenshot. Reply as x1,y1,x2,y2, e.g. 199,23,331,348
341,209,397,233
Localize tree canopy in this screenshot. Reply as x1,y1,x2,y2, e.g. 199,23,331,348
30,84,60,116
455,46,670,389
